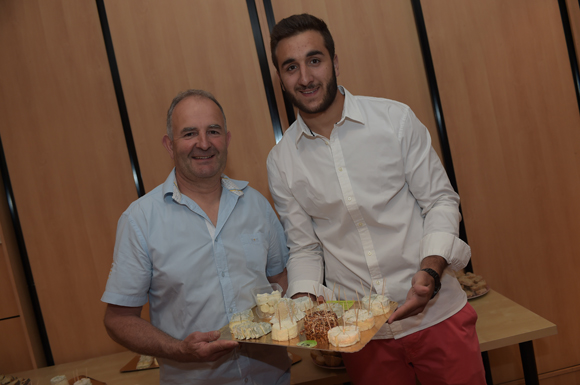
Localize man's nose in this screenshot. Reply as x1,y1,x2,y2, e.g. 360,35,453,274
298,66,313,86
197,133,211,150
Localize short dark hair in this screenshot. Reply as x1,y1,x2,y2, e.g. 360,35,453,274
270,13,335,70
166,89,227,140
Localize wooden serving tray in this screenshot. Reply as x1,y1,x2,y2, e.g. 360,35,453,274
218,301,397,353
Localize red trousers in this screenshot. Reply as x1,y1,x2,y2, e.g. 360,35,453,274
342,303,486,385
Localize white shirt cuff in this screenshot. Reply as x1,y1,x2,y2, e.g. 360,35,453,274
420,232,471,271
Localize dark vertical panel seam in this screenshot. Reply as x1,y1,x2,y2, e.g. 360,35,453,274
559,0,580,113
411,0,471,271
96,0,146,197
0,135,54,365
246,0,284,142
263,0,296,126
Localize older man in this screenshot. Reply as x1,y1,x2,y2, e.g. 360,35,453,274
102,89,290,385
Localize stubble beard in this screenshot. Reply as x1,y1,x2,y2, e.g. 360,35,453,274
285,68,338,115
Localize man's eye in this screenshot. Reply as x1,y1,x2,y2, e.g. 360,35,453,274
311,58,320,64
286,65,297,72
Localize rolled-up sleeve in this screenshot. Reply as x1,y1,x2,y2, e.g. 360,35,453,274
399,107,471,271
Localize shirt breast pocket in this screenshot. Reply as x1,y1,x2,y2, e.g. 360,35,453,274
240,233,268,273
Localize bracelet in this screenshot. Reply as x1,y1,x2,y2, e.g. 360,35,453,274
421,268,441,299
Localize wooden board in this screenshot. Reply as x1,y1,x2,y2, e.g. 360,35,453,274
119,355,159,373
219,301,396,353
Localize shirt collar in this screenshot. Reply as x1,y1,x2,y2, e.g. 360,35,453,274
294,86,365,147
162,169,248,204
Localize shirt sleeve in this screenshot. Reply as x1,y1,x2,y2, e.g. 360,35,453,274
398,107,471,271
101,209,152,307
265,199,289,277
267,152,332,299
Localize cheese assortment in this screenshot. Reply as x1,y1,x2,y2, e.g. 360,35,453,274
271,319,299,341
361,294,392,316
50,376,68,385
316,302,345,318
328,325,360,347
343,309,375,331
229,308,255,327
293,296,314,312
255,290,282,315
270,298,306,325
230,321,272,340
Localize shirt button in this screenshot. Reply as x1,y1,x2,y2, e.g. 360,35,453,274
347,197,352,201
338,167,343,172
375,280,380,286
367,251,372,256
358,223,363,227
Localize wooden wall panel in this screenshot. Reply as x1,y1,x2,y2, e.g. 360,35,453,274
0,247,19,320
0,318,34,373
262,0,443,159
103,0,278,200
0,0,138,364
422,1,580,382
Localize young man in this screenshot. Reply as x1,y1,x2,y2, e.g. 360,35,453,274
102,90,290,385
267,14,486,384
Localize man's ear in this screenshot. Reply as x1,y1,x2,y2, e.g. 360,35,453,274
226,131,232,148
333,54,340,77
162,135,174,159
276,70,286,92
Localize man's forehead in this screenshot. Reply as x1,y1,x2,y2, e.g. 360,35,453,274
172,97,224,128
277,30,328,58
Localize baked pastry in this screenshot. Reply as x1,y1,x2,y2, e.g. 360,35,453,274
136,354,155,369
328,325,360,347
310,350,343,367
343,309,375,331
455,271,488,296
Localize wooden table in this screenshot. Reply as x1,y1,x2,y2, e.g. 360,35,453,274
470,290,557,385
9,290,556,385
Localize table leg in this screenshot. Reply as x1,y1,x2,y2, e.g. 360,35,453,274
519,341,540,385
481,351,493,385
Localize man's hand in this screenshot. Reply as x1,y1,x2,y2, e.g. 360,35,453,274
387,270,433,323
387,255,447,324
176,331,238,362
267,268,288,296
291,292,325,304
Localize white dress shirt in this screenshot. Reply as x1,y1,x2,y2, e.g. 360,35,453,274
267,87,470,339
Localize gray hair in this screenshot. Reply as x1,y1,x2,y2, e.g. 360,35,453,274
166,89,227,140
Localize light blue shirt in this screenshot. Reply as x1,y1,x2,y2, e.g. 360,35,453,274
102,170,290,385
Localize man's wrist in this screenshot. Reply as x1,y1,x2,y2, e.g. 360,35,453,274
420,268,441,299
